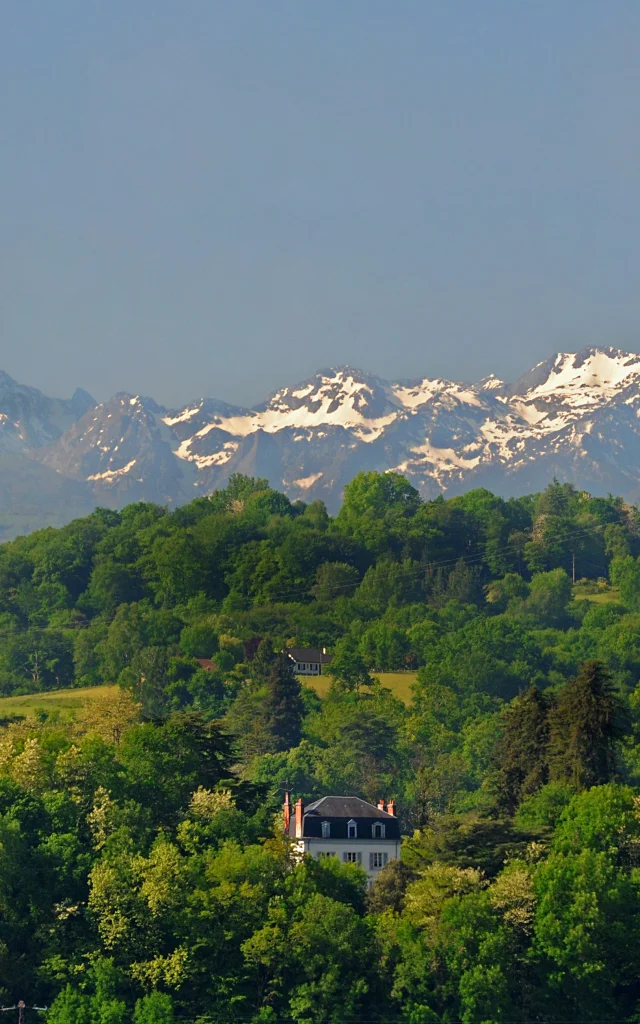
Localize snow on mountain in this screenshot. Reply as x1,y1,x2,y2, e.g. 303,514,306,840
146,347,640,508
165,368,400,452
3,346,640,533
510,347,640,402
36,393,197,507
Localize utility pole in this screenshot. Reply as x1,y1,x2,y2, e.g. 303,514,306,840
572,551,576,585
0,1002,47,1023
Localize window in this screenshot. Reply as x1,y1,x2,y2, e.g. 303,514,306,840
321,821,331,838
318,851,335,859
369,852,388,870
343,851,361,864
347,820,358,839
372,823,386,839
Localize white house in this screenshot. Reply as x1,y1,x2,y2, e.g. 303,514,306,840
284,793,401,886
284,647,333,677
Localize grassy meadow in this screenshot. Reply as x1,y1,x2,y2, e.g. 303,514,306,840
303,671,417,703
0,584,619,721
0,673,419,722
0,684,120,721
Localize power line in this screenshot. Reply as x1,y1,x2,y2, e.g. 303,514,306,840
0,1006,47,1023
0,512,628,655
248,514,630,606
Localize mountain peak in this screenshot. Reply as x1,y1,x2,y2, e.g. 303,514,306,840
511,347,640,404
69,387,96,418
4,347,640,534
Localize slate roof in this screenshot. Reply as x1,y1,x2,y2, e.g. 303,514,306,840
289,795,401,840
285,647,333,665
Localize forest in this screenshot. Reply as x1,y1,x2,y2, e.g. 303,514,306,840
2,472,640,1021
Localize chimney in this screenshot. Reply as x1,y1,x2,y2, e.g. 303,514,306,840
283,791,291,835
377,799,386,812
295,797,304,838
387,799,397,817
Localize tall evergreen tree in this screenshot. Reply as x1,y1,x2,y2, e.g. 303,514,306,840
492,685,550,815
228,639,304,758
262,649,305,752
548,660,624,790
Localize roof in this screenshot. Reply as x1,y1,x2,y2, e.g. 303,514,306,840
196,658,218,671
305,796,393,818
285,647,333,665
289,795,401,840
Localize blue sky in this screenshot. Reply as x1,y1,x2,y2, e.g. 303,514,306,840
1,1,639,406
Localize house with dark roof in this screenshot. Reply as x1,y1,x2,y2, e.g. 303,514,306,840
284,793,401,885
284,646,333,676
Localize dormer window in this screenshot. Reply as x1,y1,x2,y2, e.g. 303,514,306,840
321,821,331,838
372,823,386,839
347,819,358,839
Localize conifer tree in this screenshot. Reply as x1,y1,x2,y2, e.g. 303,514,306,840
228,639,304,758
493,685,550,815
548,660,623,790
262,646,304,752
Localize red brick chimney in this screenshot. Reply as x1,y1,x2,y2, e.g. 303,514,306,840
387,799,397,817
283,791,291,834
377,799,386,812
295,797,304,838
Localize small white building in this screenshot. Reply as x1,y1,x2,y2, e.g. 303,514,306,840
285,793,401,885
284,647,333,676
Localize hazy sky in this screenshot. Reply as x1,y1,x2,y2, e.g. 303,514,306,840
1,2,639,408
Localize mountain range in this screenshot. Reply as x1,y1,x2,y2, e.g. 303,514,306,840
2,345,640,537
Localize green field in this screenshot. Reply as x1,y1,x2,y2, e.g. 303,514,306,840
0,684,119,721
0,674,418,722
305,671,417,703
0,590,621,723
573,585,621,604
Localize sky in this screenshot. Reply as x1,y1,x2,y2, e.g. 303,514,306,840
1,1,639,409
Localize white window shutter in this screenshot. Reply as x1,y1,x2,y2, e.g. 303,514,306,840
383,853,388,866
357,852,362,865
369,853,374,869
343,852,349,863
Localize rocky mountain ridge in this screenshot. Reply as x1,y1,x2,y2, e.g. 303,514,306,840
3,347,640,536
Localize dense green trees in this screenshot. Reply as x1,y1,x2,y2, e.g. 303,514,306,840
493,686,550,814
15,693,640,1023
226,640,304,760
0,474,635,702
0,475,639,1018
548,660,623,789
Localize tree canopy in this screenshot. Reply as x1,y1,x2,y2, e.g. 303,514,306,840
0,474,638,1020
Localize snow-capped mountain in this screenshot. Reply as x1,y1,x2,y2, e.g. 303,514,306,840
156,347,640,508
3,346,640,536
37,393,197,507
